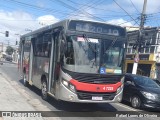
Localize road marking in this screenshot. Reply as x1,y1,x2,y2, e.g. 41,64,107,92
115,103,138,111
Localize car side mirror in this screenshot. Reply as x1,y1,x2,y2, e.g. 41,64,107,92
125,81,134,86
126,81,132,84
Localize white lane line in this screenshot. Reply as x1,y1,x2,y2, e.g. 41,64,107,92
115,103,146,115
115,103,138,111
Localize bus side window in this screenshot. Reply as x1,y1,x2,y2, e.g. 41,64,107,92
43,42,51,57
31,38,36,55
33,33,51,57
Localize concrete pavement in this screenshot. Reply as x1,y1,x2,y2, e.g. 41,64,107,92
0,72,44,120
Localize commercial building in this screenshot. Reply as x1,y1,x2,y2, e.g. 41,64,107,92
125,27,160,80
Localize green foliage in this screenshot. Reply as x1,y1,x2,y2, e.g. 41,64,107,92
5,46,14,55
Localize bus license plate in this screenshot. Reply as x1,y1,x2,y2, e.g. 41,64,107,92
92,96,103,100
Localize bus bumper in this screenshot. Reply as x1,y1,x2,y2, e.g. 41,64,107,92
56,82,123,103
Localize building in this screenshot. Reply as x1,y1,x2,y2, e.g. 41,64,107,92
12,47,19,63
125,27,160,80
125,26,139,32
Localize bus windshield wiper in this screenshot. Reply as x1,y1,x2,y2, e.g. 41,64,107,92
82,34,98,53
103,37,118,55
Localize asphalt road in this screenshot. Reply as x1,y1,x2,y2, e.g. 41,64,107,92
0,62,160,120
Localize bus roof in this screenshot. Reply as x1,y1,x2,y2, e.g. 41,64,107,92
21,19,126,38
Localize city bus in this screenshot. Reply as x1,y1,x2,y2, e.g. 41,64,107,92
19,19,127,103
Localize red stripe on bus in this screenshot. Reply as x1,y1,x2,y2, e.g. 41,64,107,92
70,79,122,93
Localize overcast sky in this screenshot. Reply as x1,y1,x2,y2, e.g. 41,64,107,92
0,0,160,46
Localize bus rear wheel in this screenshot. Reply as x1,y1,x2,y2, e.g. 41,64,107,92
41,79,48,100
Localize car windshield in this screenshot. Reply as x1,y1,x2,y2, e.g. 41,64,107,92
133,76,160,88
62,35,125,74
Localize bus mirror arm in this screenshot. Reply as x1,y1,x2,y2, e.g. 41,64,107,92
59,32,67,62
60,32,67,55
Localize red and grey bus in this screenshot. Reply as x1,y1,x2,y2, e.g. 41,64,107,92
19,19,127,103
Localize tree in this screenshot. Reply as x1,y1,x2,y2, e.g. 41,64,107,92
6,46,14,55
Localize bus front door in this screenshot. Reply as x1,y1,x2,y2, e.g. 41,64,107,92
48,32,60,95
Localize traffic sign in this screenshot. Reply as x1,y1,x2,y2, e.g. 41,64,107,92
134,56,139,63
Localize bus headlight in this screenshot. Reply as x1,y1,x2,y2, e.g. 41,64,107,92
62,78,76,93
69,83,76,93
62,79,69,87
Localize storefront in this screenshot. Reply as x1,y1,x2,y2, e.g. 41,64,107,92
125,53,156,79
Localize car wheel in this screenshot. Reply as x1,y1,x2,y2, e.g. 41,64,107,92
131,95,141,109
23,73,28,87
41,79,48,100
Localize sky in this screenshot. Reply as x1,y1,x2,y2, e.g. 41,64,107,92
0,0,160,47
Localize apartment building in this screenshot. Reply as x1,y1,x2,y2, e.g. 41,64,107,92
126,27,160,80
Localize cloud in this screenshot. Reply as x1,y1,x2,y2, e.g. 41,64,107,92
107,18,133,26
37,15,59,26
0,10,37,46
0,10,59,47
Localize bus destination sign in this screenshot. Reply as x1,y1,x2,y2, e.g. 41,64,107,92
68,20,125,36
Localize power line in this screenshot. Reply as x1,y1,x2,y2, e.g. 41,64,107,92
66,0,139,20
143,13,160,27
2,0,101,20
129,0,140,13
51,0,106,21
3,0,127,21
76,0,105,11
2,0,142,25
145,17,160,27
112,0,139,26
65,0,136,20
117,17,140,25
4,0,70,15
66,0,128,14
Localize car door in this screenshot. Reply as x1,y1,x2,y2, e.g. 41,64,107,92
123,76,135,101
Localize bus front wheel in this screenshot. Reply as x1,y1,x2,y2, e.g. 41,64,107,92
41,79,48,100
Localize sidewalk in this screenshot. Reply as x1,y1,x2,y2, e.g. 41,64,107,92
0,73,44,120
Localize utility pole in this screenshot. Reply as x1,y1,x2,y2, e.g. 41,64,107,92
132,0,147,74
7,40,10,46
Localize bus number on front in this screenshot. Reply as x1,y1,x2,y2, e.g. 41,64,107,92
103,87,113,91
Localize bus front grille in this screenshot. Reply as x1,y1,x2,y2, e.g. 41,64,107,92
76,91,116,100
76,76,120,84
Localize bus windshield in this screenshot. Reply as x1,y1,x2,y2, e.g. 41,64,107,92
62,35,125,74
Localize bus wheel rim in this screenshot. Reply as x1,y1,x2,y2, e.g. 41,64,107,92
42,82,47,96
